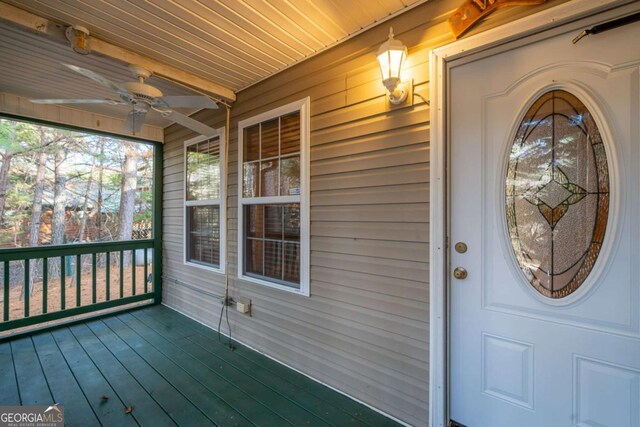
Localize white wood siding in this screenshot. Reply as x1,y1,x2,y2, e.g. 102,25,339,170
161,1,568,424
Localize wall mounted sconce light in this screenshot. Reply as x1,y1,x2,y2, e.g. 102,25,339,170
376,27,408,105
65,25,91,55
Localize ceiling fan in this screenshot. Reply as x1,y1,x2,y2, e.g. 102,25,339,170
31,63,219,136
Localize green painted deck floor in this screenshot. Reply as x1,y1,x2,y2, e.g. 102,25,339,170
0,305,401,427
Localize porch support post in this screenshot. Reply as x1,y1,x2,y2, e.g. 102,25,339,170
153,142,163,305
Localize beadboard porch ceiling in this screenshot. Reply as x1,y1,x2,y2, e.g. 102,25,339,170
0,0,426,128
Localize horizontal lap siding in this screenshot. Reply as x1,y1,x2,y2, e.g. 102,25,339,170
162,1,567,424
161,5,433,423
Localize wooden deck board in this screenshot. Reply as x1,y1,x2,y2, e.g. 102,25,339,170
0,305,402,427
67,324,176,426
101,315,251,427
11,337,53,406
116,312,295,426
154,305,399,426
0,342,20,405
51,328,138,426
31,333,99,427
130,309,369,427
50,327,138,426
83,320,213,426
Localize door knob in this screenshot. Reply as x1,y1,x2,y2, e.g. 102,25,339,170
453,267,468,280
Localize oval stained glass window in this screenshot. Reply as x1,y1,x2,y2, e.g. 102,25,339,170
506,90,609,299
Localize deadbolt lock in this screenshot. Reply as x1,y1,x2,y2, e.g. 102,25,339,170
455,242,467,253
453,267,468,280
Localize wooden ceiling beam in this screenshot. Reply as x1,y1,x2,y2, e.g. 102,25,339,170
0,2,236,102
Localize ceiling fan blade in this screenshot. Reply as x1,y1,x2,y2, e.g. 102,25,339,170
164,110,217,136
123,109,148,133
62,64,128,95
159,96,218,109
30,98,126,105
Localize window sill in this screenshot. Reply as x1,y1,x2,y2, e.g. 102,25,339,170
184,261,225,275
239,274,309,297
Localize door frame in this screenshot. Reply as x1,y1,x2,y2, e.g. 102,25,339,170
428,1,637,425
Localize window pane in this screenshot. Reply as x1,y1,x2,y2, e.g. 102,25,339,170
284,242,300,284
264,205,283,239
260,160,278,197
264,241,282,280
261,119,279,159
186,145,198,200
243,162,259,198
246,239,263,275
243,203,300,288
186,138,220,201
280,156,300,196
281,112,300,155
204,140,220,199
245,205,263,238
283,204,300,241
187,206,220,267
244,125,260,161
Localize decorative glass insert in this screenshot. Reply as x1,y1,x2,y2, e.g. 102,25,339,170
506,90,609,299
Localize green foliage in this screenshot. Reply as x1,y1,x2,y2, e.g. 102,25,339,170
0,118,155,247
134,188,154,223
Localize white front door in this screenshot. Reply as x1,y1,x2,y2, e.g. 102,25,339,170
449,9,640,427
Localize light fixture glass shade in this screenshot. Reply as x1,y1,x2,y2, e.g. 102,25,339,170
65,25,91,55
376,27,406,93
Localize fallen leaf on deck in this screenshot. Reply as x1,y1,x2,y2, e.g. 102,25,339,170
100,396,109,401
124,405,133,414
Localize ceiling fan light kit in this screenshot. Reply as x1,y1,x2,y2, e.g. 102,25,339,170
30,63,219,137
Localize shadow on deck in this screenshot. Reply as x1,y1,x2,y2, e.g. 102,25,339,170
0,305,401,426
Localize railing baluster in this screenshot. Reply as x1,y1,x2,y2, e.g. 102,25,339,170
144,248,148,294
119,250,124,298
3,261,9,321
24,259,29,318
76,254,81,307
42,258,48,314
92,253,97,304
106,252,111,302
132,250,136,296
0,241,157,331
60,256,65,310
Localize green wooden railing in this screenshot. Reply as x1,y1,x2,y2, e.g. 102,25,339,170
0,239,159,331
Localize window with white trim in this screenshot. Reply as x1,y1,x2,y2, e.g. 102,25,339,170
238,98,310,295
184,129,226,272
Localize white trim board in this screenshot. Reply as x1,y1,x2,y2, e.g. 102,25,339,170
428,1,639,426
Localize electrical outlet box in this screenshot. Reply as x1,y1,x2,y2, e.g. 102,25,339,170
236,300,250,314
